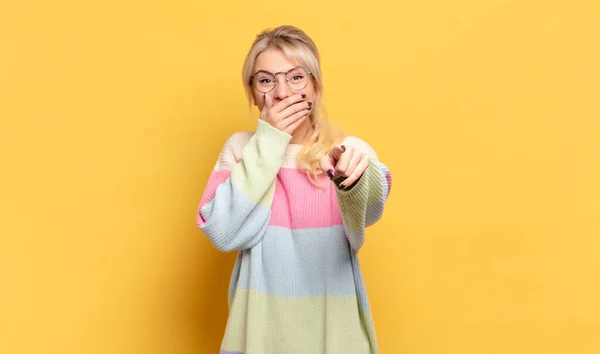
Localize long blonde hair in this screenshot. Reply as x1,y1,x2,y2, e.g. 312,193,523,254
241,25,345,187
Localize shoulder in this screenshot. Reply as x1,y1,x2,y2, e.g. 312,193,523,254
214,130,254,170
223,120,290,155
341,136,379,161
223,130,254,152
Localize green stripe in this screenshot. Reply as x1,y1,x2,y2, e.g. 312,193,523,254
221,290,372,354
336,160,385,231
230,120,291,207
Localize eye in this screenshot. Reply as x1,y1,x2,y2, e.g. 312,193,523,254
291,75,304,81
259,78,272,84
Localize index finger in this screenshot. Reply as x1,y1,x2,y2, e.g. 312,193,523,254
328,144,346,162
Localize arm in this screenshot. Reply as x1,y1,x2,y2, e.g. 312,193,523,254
196,120,291,252
333,137,392,252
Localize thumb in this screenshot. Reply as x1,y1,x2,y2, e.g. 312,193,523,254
319,155,335,179
264,93,274,110
259,93,273,120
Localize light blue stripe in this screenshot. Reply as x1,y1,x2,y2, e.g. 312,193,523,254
350,252,373,316
349,252,378,351
365,200,385,227
200,178,271,252
230,225,357,297
344,228,365,252
378,162,390,201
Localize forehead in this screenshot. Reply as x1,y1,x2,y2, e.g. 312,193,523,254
253,48,303,73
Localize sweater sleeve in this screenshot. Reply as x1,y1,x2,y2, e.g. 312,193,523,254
196,120,291,252
333,137,392,252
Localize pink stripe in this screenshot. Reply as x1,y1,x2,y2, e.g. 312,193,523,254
270,168,343,229
385,170,392,197
197,169,232,226
200,169,232,209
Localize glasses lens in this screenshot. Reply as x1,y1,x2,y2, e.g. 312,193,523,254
286,68,309,91
253,71,276,93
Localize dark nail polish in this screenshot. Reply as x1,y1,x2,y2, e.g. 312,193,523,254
339,184,346,190
341,145,346,152
327,169,334,178
308,101,312,110
301,94,306,99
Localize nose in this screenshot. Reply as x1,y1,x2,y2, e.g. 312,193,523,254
273,73,292,101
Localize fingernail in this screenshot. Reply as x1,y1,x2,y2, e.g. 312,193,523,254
301,94,306,99
339,184,346,190
308,101,312,110
327,169,334,178
341,145,346,152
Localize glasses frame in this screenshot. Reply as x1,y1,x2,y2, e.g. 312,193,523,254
250,66,313,93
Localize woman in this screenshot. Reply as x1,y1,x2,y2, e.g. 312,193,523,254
197,25,392,354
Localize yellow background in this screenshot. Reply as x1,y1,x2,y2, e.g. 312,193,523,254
1,0,599,353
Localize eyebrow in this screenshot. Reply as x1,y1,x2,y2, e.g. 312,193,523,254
254,67,301,74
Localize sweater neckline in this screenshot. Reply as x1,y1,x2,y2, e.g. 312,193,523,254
285,143,304,156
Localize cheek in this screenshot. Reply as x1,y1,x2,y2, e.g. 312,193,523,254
306,85,318,100
253,93,263,108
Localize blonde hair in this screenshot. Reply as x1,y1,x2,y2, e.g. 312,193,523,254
241,25,345,187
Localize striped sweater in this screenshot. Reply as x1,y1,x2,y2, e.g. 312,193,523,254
197,120,392,354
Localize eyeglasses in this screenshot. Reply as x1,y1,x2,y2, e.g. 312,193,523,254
250,67,313,93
